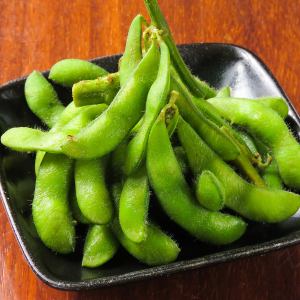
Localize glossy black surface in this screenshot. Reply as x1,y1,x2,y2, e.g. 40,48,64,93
1,43,300,290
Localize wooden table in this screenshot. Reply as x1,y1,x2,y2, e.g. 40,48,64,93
1,0,300,299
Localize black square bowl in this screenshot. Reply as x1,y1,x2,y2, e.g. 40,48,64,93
1,43,300,290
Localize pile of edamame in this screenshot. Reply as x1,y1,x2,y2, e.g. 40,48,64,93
2,0,300,267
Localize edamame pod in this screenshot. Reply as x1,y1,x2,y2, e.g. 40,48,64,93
1,128,66,153
53,102,108,132
171,69,265,186
255,97,289,118
131,117,144,135
211,97,289,119
32,154,75,253
70,192,90,224
35,151,45,176
25,71,64,127
233,130,270,169
253,137,283,189
207,98,300,189
147,111,247,245
34,103,108,174
35,101,81,175
111,183,180,266
1,104,108,154
262,159,283,190
216,86,231,97
112,220,180,266
177,80,264,185
171,66,224,127
75,158,113,224
196,170,225,211
119,15,144,86
119,165,149,243
235,130,259,158
82,225,118,268
171,74,240,161
173,146,189,176
53,101,101,128
61,104,108,135
123,40,170,175
62,42,160,159
177,117,300,222
72,73,120,107
49,59,108,87
110,140,128,181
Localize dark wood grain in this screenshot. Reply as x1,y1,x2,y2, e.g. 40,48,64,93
1,0,300,299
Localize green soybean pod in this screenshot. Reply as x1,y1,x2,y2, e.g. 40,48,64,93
54,102,108,133
32,154,75,254
207,98,300,189
111,183,180,266
231,129,269,169
171,68,263,186
262,159,283,190
253,137,283,189
131,117,144,135
2,104,108,156
25,71,64,128
34,103,107,174
35,151,45,176
196,170,225,211
123,40,170,175
82,225,118,268
119,15,144,86
75,158,113,224
72,73,120,107
70,192,90,224
49,59,108,87
212,97,289,119
52,101,98,129
1,128,66,153
34,101,80,175
177,117,300,223
255,97,289,118
235,130,259,158
171,68,258,180
112,221,179,266
61,104,108,136
182,82,264,185
171,66,224,127
147,111,247,245
216,86,231,97
173,146,189,176
62,42,160,159
119,165,149,243
170,74,240,161
110,140,128,181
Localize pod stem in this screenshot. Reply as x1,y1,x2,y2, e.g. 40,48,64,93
144,0,216,98
235,155,266,187
221,127,266,187
159,91,179,136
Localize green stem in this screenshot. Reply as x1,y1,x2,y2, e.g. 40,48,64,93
235,154,266,187
144,0,216,98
